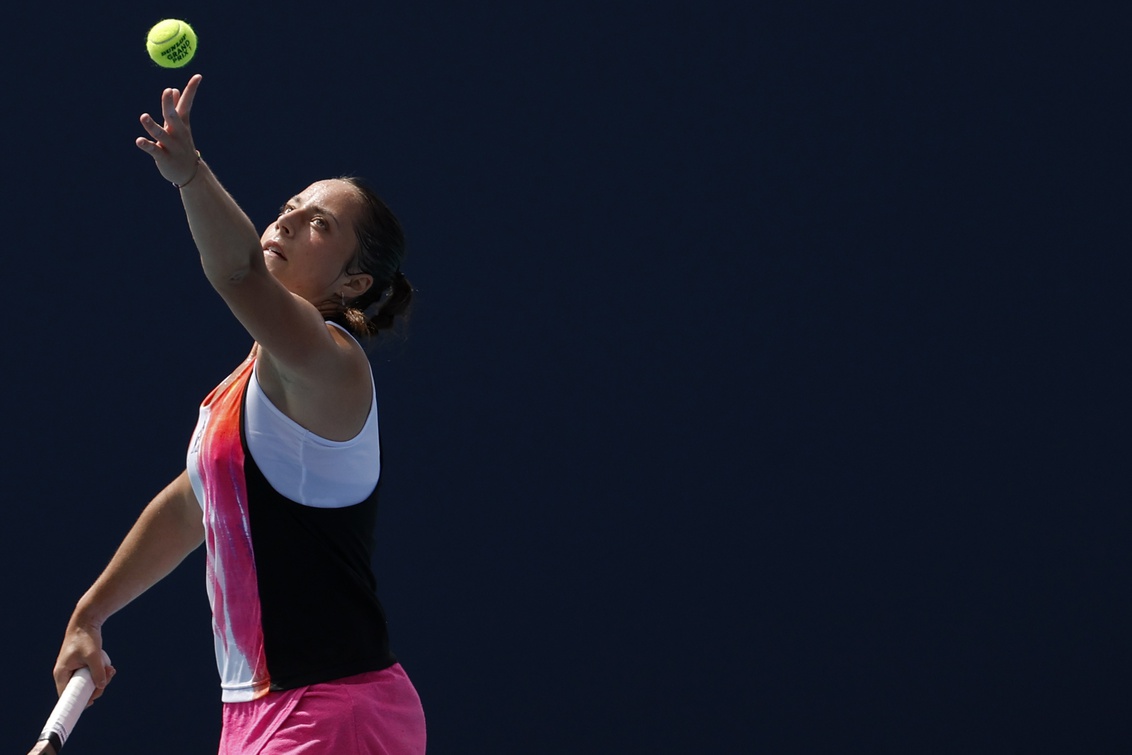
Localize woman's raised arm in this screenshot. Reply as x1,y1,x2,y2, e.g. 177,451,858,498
134,75,367,390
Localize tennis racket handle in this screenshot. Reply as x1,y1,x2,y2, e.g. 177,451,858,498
34,667,95,754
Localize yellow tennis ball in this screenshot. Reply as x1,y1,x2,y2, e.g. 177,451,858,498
146,19,197,68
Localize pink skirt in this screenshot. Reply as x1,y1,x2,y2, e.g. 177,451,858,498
218,664,426,755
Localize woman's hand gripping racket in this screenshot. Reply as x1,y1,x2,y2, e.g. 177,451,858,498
27,655,110,755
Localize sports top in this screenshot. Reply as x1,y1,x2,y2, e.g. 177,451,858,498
187,330,397,703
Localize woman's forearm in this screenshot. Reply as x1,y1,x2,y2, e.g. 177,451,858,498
176,160,266,290
70,471,204,630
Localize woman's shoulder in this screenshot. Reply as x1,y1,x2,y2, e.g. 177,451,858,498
253,325,374,441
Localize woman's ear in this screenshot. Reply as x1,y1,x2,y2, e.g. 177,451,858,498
342,272,374,300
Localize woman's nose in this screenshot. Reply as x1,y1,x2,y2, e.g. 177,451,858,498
276,211,295,235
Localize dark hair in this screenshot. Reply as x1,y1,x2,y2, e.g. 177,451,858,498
330,176,413,337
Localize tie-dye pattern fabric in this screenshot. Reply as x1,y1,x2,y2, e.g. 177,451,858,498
187,355,271,702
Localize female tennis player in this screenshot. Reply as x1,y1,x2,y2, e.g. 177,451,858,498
50,74,426,754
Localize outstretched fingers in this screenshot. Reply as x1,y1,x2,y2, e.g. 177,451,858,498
135,74,202,183
162,74,202,128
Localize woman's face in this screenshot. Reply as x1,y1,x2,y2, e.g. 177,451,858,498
260,179,367,304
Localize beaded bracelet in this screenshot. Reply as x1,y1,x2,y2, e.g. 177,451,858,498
173,151,202,189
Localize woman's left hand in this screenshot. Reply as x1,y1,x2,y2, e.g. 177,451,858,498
135,74,202,186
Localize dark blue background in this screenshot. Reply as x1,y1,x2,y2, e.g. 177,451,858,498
4,1,1128,752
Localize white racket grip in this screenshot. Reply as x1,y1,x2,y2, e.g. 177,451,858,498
38,668,95,752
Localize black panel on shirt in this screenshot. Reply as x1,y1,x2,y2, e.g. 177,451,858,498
240,385,397,690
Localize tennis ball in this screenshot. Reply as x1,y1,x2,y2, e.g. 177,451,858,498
146,19,197,68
